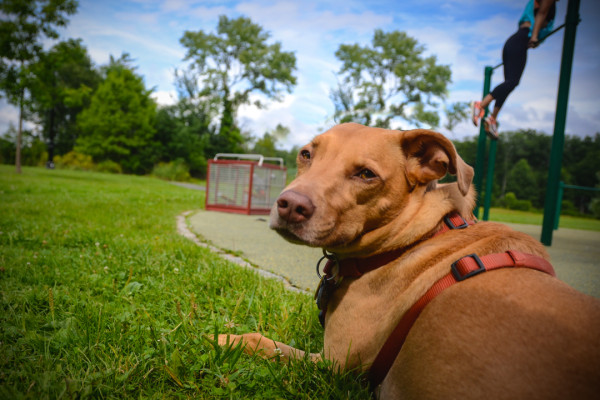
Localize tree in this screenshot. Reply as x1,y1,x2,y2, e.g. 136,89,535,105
0,0,78,173
179,15,297,154
0,122,46,166
75,55,157,174
251,124,290,157
154,101,213,177
28,39,99,165
452,130,600,215
496,130,551,207
151,67,220,177
444,101,470,132
506,158,538,203
563,133,600,212
331,29,465,129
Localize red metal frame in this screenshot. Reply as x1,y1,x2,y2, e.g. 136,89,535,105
205,159,286,215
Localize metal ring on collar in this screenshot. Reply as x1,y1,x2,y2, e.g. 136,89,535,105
316,249,339,281
322,249,337,260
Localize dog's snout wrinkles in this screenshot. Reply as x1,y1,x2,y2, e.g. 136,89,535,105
276,190,314,223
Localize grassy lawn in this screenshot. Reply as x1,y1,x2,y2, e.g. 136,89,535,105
482,207,600,231
0,166,369,399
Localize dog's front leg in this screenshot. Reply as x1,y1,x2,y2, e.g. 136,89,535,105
217,333,322,362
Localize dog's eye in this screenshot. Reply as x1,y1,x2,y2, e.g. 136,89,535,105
300,150,311,160
357,169,377,180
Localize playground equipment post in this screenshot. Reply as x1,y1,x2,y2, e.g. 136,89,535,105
473,66,494,219
541,0,581,246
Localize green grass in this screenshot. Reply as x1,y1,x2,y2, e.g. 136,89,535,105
483,207,600,231
0,166,370,399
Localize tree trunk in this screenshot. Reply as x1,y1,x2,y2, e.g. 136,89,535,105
16,86,23,174
47,107,56,168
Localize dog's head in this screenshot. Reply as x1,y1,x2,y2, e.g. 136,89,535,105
269,123,475,255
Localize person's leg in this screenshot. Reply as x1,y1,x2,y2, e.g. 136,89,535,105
481,27,529,138
489,27,529,116
472,28,528,127
480,93,495,111
472,93,495,126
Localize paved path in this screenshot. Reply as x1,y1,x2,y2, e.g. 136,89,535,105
188,210,321,291
187,210,600,298
503,222,600,298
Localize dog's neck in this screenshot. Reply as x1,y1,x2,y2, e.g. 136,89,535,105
328,182,476,259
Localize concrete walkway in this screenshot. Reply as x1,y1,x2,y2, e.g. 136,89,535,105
187,210,600,298
188,210,321,291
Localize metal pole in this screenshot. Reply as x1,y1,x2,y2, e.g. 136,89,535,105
473,66,493,219
483,139,497,220
554,181,564,230
541,0,580,246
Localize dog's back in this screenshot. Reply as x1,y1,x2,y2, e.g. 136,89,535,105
381,222,600,400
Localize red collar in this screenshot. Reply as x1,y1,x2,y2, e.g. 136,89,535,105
321,212,475,280
315,212,473,326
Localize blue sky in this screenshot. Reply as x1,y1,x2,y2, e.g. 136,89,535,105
1,0,599,149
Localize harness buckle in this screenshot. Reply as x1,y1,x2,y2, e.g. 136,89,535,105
444,214,468,230
451,253,486,281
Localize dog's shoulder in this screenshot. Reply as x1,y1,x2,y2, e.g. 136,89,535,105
464,221,549,260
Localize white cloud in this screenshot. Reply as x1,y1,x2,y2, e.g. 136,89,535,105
160,0,192,13
0,99,39,138
237,92,330,148
0,100,18,136
151,90,178,106
81,24,183,60
235,0,393,34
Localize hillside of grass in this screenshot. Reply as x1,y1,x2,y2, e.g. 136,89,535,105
484,207,600,231
0,166,369,399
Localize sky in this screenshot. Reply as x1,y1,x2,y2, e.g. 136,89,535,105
1,0,599,149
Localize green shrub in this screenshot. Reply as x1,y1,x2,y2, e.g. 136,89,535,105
188,153,208,177
512,199,532,211
96,160,123,174
23,140,48,167
560,199,580,216
54,151,95,171
501,192,532,211
589,198,600,219
502,192,517,208
152,159,191,182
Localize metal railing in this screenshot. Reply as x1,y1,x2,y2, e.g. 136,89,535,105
214,153,285,167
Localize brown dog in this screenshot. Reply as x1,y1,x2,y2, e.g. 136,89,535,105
218,123,600,399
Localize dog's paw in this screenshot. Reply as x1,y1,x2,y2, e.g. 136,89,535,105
216,334,243,347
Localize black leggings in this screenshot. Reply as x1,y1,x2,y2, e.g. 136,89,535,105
490,27,530,110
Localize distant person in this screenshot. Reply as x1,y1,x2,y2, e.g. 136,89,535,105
471,0,558,139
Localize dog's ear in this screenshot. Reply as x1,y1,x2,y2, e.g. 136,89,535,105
400,129,474,196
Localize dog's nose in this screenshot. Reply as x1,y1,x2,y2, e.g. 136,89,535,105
276,190,315,223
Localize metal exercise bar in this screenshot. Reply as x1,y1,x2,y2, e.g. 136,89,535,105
472,1,580,232
541,0,581,246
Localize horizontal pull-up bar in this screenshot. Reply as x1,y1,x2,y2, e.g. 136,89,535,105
562,183,600,192
492,22,568,70
553,181,599,229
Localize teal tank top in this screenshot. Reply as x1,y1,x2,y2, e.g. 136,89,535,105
519,0,555,40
